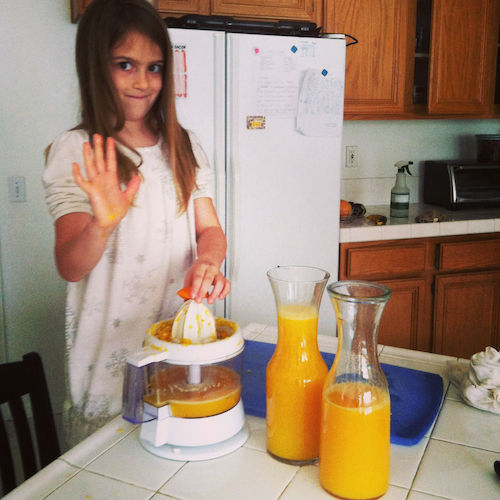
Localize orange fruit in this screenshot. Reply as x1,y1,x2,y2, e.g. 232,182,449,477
177,287,209,300
340,200,353,220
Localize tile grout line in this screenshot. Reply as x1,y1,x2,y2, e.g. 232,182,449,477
276,466,301,499
42,467,85,500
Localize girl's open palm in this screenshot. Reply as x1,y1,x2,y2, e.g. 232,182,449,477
73,134,141,229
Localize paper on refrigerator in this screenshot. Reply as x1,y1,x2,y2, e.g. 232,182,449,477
296,69,345,137
252,47,300,118
173,43,187,98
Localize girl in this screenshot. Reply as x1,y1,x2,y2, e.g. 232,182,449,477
43,0,230,447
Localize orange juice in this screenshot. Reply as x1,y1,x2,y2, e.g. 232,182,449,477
144,365,241,418
266,304,328,463
319,382,390,499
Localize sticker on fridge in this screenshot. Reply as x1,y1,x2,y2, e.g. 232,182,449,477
296,68,345,137
252,46,300,118
247,116,265,129
173,43,187,98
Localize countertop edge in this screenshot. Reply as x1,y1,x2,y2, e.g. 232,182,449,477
340,203,500,243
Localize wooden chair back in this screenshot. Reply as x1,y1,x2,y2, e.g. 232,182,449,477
0,352,61,494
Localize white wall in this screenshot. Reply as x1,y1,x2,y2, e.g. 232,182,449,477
0,0,498,414
0,1,79,411
340,119,500,206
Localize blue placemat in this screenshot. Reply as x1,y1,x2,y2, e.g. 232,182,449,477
241,340,444,446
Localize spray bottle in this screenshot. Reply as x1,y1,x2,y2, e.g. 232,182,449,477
390,161,413,218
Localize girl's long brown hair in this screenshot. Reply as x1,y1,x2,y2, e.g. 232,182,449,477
75,0,197,213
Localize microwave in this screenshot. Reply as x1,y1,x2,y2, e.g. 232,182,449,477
424,160,500,210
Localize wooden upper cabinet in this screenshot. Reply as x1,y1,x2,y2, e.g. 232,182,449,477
427,0,500,115
158,0,210,16
71,0,93,22
212,0,321,23
158,0,321,22
72,0,161,22
74,0,320,22
324,0,409,115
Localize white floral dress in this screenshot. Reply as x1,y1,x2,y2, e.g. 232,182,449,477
43,129,213,447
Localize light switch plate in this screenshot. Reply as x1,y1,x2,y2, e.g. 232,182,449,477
9,177,26,203
346,146,358,168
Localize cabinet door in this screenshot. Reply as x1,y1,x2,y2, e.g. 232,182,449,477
158,0,210,16
377,279,430,351
343,243,427,279
324,0,409,115
428,0,499,114
211,0,321,23
434,271,500,359
437,239,500,272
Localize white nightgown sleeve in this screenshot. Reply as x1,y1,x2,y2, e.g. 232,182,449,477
42,129,93,220
188,131,214,200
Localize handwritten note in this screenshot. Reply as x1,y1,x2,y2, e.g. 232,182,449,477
296,69,345,137
253,48,300,118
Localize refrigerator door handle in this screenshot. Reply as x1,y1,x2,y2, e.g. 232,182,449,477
213,32,226,226
226,34,241,292
213,31,227,320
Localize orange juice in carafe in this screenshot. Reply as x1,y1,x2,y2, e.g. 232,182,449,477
266,266,330,465
320,382,390,499
320,281,392,499
266,304,328,462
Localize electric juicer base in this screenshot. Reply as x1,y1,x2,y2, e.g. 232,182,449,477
138,400,250,461
140,422,250,461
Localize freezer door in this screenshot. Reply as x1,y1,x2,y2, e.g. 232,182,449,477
226,33,346,335
167,28,226,318
167,28,226,229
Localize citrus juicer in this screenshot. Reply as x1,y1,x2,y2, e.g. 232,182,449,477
122,299,249,461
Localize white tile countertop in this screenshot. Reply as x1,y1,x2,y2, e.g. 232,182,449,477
340,203,500,243
5,324,500,500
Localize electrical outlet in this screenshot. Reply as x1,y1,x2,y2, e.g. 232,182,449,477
9,177,27,203
346,146,358,168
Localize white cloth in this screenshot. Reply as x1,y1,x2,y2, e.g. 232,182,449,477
460,346,500,414
43,129,213,445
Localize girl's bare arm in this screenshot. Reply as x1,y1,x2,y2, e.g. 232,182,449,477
184,197,230,304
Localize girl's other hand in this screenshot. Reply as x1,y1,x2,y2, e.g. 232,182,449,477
73,134,141,229
184,261,231,305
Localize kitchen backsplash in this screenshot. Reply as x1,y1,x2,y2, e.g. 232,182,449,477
340,119,500,206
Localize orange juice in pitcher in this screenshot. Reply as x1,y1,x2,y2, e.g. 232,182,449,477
320,281,392,500
320,382,390,499
266,266,330,465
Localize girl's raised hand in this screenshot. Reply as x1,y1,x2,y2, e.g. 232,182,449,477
72,134,141,229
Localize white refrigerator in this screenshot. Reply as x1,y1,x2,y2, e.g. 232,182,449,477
168,25,346,335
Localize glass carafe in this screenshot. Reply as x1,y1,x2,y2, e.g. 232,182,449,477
320,281,392,500
266,266,330,465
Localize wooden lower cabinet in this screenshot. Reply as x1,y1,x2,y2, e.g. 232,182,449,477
339,233,500,359
377,278,429,351
434,271,500,359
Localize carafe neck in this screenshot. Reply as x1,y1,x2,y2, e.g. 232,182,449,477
327,281,392,384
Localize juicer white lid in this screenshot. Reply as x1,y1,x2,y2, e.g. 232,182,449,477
127,320,244,367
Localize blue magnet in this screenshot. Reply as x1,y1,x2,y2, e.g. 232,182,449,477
322,69,328,76
291,46,298,53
